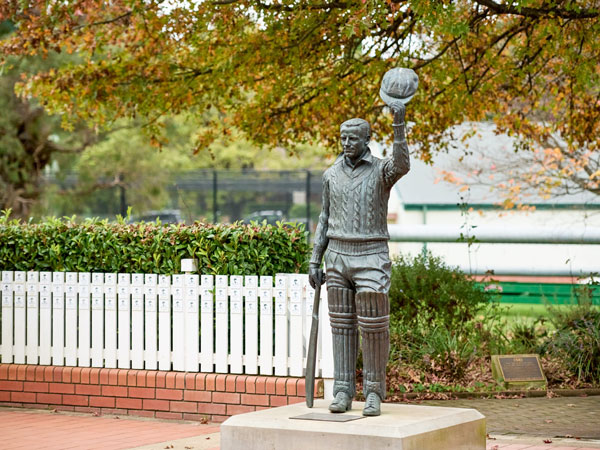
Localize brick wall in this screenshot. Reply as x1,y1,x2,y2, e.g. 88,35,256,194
0,364,324,423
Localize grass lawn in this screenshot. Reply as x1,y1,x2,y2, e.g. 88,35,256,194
497,301,599,329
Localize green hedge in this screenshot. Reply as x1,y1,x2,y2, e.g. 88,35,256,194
0,215,310,275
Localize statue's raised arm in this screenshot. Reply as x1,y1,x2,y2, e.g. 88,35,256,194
380,68,418,185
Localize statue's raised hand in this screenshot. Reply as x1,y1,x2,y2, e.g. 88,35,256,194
390,100,406,124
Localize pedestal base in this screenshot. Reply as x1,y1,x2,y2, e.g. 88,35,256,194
221,399,486,450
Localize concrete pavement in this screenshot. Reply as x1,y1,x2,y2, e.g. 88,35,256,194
0,394,599,449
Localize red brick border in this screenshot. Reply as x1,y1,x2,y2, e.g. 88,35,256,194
0,364,323,423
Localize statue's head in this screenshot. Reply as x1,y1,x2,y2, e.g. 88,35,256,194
340,118,370,162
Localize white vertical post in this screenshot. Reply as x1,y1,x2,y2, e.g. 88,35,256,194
288,274,305,376
157,275,171,371
229,275,243,374
184,274,199,372
51,272,65,365
200,275,214,373
91,273,104,367
274,275,288,376
78,273,91,367
172,274,185,371
243,276,258,374
259,276,273,375
215,275,229,373
13,271,26,364
39,275,52,365
1,271,14,363
104,273,118,368
64,272,78,366
144,274,158,370
131,273,145,369
117,274,130,369
320,286,334,378
26,272,39,364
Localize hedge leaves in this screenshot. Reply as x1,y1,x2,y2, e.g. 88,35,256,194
0,214,309,275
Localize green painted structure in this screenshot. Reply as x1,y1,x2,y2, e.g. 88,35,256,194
480,282,600,305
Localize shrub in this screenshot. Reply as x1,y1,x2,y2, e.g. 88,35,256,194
508,320,545,354
389,318,482,380
388,251,495,329
541,302,600,384
0,213,309,275
386,252,505,384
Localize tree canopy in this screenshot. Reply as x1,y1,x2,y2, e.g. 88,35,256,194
1,1,599,203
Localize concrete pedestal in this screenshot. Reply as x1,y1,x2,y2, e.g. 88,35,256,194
221,399,486,450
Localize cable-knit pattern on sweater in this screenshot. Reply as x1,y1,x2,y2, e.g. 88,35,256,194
324,156,393,242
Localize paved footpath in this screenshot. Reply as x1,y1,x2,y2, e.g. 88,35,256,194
422,395,600,450
0,408,220,450
1,395,599,449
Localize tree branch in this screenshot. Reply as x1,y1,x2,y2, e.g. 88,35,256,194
73,11,132,31
474,0,599,19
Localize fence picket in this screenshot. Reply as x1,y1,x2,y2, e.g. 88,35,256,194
39,275,52,365
243,276,258,374
1,271,14,364
320,287,334,378
51,272,65,366
184,275,199,372
259,276,273,375
158,275,171,371
229,275,244,374
117,274,131,369
200,275,214,373
274,275,288,376
25,272,39,364
144,274,158,370
131,274,145,369
215,275,229,373
91,275,104,367
104,274,118,368
65,274,78,366
288,274,305,377
172,275,185,371
78,273,91,367
12,272,25,364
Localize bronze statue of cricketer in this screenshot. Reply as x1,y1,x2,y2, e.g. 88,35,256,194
309,68,417,416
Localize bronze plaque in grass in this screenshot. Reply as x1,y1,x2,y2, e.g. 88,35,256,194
491,354,546,388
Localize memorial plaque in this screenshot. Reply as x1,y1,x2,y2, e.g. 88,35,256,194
290,413,364,423
491,354,546,387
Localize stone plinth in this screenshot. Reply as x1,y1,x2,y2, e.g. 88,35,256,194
221,399,486,450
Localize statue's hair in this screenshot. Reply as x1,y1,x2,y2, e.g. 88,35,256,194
340,118,370,140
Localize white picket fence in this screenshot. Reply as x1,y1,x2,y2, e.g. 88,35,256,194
0,271,334,378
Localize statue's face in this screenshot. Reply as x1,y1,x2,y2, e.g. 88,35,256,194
340,126,369,161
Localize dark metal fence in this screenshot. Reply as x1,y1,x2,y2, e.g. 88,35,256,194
43,169,324,232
